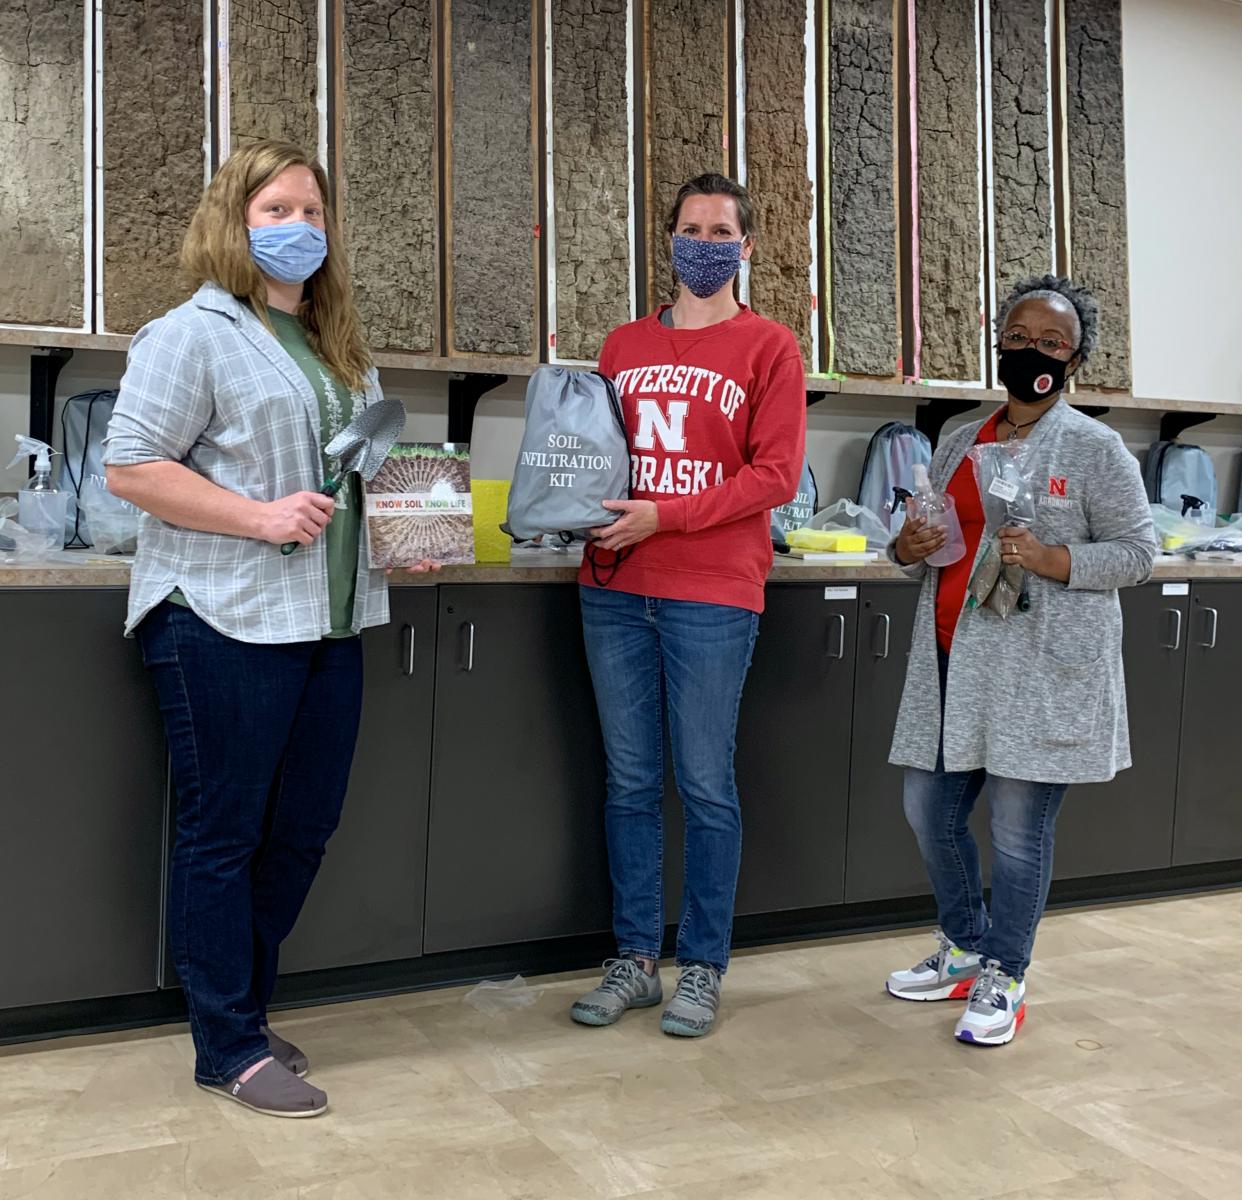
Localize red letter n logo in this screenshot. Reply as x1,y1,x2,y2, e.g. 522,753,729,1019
1049,476,1068,498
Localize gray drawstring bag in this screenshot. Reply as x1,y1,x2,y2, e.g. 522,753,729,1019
771,456,818,547
505,368,630,576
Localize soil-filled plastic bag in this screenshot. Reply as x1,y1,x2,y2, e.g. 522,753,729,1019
966,441,1038,618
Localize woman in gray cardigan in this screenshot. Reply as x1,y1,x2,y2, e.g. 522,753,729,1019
884,276,1156,1046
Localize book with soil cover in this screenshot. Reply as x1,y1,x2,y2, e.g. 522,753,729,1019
365,443,474,568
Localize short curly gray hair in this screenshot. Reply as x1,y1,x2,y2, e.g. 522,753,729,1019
995,274,1100,362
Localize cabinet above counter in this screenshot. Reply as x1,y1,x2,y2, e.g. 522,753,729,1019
3,554,1242,591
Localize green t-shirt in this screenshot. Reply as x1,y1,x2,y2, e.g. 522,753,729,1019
268,306,363,637
168,307,363,638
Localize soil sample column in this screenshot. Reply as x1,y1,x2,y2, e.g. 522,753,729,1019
448,0,536,358
550,0,631,363
988,0,1054,307
744,0,815,364
913,0,983,382
102,0,205,334
229,0,319,152
342,0,438,354
1064,0,1131,389
0,0,86,328
826,0,899,378
643,0,729,310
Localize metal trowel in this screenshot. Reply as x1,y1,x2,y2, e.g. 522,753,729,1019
281,398,407,555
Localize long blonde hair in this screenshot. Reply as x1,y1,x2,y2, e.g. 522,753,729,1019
180,140,370,390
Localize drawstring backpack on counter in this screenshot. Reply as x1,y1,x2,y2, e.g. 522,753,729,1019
57,389,134,549
857,421,933,537
1144,440,1217,526
771,457,818,548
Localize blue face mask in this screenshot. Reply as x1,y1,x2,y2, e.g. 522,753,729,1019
671,234,742,299
248,221,328,284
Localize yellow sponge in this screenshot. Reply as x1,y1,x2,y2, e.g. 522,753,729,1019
471,480,512,563
786,528,868,553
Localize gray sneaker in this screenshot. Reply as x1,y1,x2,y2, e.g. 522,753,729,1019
570,957,663,1026
660,963,721,1037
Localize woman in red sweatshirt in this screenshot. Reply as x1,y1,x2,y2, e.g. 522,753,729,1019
570,173,806,1038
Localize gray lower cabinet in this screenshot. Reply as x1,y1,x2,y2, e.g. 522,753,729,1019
279,589,437,973
0,590,164,1009
1173,583,1242,865
659,585,858,922
734,584,857,914
422,584,610,953
5,576,1242,1022
844,583,923,903
1056,582,1187,879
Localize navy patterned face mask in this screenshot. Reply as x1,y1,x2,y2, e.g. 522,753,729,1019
671,234,742,299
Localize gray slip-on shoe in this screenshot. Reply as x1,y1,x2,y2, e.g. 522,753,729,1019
263,1025,309,1077
571,956,663,1026
198,1058,328,1118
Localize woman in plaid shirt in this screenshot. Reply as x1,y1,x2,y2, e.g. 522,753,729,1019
105,140,435,1118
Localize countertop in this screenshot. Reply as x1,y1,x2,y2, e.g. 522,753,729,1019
3,552,1242,589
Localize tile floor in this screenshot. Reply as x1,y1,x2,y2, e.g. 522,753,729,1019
1,890,1237,1199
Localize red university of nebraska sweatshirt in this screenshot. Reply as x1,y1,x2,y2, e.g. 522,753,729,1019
578,304,807,614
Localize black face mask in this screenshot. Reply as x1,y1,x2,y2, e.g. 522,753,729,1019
997,347,1070,404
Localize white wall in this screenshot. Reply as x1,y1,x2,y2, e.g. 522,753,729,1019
1123,0,1242,403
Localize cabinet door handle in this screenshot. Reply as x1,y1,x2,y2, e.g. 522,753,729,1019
1198,606,1218,650
827,612,846,660
401,624,415,676
461,621,475,672
1161,608,1182,651
873,613,891,659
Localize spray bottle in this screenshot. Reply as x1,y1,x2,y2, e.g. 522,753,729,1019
8,435,68,554
910,463,967,567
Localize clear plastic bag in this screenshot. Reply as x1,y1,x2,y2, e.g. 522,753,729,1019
77,476,140,555
804,498,892,551
969,440,1038,531
1151,504,1242,558
464,974,538,1016
0,498,80,564
966,442,1038,618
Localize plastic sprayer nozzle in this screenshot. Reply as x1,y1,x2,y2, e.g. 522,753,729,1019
8,435,57,473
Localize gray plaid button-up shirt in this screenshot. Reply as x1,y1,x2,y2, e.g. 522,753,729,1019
104,282,390,643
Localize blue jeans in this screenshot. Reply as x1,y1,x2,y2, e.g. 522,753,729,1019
137,602,363,1084
580,586,759,973
903,650,1067,980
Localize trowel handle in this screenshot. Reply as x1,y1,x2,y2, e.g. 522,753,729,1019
279,476,342,556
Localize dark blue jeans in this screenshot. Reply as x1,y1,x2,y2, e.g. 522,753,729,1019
902,649,1067,979
137,602,363,1084
580,586,759,973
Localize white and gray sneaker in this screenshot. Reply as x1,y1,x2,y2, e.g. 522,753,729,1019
886,929,982,1001
571,957,663,1026
955,960,1026,1046
660,963,722,1038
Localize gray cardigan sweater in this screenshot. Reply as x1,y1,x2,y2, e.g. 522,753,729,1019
888,399,1158,785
